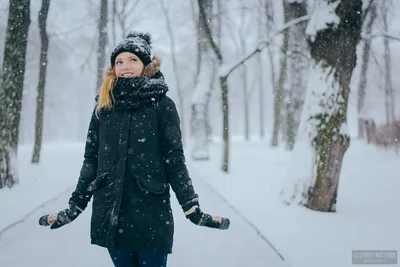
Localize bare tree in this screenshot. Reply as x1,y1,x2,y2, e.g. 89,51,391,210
238,0,252,140
284,0,308,150
280,0,363,212
0,0,31,188
271,0,289,147
357,1,376,138
198,0,230,171
198,0,310,172
191,0,215,161
264,0,277,139
257,0,265,139
111,0,117,46
32,0,51,163
95,0,108,95
112,0,143,43
381,0,395,124
159,0,186,145
220,3,258,141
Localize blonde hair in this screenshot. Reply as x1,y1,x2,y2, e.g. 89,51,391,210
95,56,161,116
95,67,117,116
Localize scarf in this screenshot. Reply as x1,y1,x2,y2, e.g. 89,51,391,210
111,71,168,110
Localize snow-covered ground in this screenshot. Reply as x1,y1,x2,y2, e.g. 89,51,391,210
0,143,85,231
0,141,287,267
191,138,400,267
0,137,399,267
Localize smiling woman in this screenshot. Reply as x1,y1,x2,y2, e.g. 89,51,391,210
115,52,144,78
38,31,230,267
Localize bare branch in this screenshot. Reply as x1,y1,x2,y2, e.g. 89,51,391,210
369,47,384,75
197,0,223,63
48,21,97,38
125,2,153,35
80,46,96,73
219,14,311,78
362,0,376,24
266,42,310,62
209,6,254,21
246,67,259,98
125,0,141,15
364,31,400,42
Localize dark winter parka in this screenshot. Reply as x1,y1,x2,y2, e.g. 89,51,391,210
68,71,199,253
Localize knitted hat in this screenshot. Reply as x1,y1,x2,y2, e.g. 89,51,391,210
110,31,152,67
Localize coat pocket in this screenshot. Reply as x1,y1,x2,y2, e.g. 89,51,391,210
135,175,167,195
87,172,109,192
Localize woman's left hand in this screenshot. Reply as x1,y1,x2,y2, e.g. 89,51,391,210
38,205,83,230
185,206,230,230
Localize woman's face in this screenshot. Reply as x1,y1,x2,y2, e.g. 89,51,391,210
114,52,144,78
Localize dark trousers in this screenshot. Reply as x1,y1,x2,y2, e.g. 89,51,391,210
108,248,168,267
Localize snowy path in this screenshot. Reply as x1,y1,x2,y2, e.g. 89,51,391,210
0,173,288,267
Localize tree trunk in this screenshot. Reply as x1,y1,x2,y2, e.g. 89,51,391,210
207,57,218,141
271,1,289,147
205,0,221,142
357,2,376,138
95,0,108,95
265,0,277,140
257,5,265,139
111,0,117,47
220,76,229,172
258,53,265,139
239,0,250,141
280,0,362,212
198,0,230,172
285,0,308,150
0,0,31,188
382,5,395,124
32,0,51,164
243,64,249,140
191,0,213,160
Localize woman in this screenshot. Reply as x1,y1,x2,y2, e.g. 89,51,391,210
39,32,230,267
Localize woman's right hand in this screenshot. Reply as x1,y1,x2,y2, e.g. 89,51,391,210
38,206,83,230
185,206,230,230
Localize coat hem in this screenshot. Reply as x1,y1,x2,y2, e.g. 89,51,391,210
90,240,173,254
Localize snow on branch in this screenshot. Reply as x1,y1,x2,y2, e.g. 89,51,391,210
364,31,400,42
218,14,311,78
305,1,340,42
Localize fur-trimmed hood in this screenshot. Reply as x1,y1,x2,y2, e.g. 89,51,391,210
142,55,162,77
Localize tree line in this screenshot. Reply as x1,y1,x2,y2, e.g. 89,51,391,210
0,0,398,213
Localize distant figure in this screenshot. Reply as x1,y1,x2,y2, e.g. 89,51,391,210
364,118,400,153
364,119,375,144
39,31,230,267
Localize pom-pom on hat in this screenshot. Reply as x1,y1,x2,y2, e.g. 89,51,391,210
110,31,152,67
